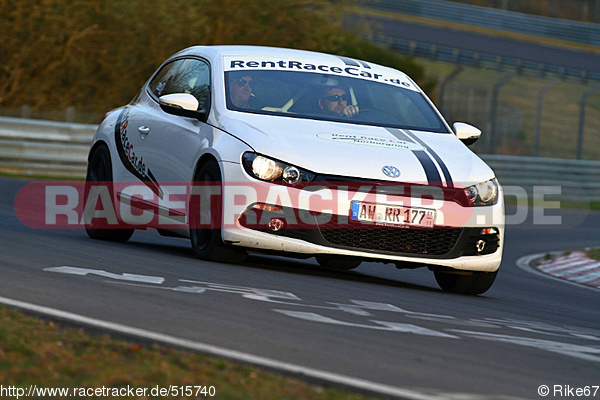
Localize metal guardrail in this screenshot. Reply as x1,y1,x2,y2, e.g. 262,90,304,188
0,116,94,178
362,0,600,47
481,155,600,201
1,117,599,201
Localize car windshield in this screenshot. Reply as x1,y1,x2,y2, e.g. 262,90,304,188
224,70,449,133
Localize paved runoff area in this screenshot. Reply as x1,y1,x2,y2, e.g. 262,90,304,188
536,250,600,289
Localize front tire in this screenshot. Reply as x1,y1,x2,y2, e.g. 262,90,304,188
189,159,246,263
84,144,134,242
434,270,497,295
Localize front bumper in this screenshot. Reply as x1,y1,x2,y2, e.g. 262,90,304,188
220,162,505,272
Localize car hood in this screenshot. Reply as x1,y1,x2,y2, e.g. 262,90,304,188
219,113,496,188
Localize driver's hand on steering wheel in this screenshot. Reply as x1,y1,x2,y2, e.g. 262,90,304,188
341,105,359,118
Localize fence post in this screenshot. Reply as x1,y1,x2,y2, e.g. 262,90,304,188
488,71,517,154
576,85,600,159
21,105,31,119
437,65,463,113
532,82,556,157
65,107,75,123
467,87,476,121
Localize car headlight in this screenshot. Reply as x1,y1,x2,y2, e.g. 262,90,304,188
464,178,499,206
242,153,315,187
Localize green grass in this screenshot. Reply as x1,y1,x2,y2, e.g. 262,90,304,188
556,200,600,211
0,306,377,400
587,248,600,261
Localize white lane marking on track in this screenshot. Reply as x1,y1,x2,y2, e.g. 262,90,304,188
273,312,600,361
103,280,303,302
44,266,165,284
178,279,301,301
451,330,600,363
104,280,447,317
44,266,600,362
274,310,459,339
0,295,461,400
52,268,600,337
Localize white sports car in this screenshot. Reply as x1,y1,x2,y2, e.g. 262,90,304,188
85,45,504,295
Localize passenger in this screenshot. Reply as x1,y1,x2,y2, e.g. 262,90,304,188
318,87,359,118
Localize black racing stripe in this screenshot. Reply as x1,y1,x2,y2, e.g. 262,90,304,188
114,108,164,199
357,60,371,69
425,149,453,188
337,56,360,67
413,150,442,186
146,169,164,199
402,130,454,188
385,128,440,185
385,127,412,142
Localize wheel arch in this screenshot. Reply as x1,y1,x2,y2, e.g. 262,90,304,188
88,140,110,162
192,152,221,181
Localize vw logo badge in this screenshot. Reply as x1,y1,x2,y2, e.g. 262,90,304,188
382,165,401,178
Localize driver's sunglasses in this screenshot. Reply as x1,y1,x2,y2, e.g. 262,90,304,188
325,94,349,102
235,78,253,88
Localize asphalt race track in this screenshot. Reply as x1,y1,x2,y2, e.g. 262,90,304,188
1,177,599,399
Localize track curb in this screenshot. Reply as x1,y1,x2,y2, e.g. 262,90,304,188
516,249,600,291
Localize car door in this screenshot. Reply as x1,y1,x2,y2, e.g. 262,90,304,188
133,58,213,221
110,100,164,200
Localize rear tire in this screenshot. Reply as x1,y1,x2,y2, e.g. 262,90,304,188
84,144,134,242
316,256,361,270
189,159,246,263
434,270,497,295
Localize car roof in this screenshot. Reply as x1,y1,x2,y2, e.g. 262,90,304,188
171,45,408,78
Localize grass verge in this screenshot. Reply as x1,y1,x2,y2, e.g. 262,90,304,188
0,305,377,400
587,248,600,261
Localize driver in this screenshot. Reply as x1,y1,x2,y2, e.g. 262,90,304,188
318,87,359,118
229,73,264,109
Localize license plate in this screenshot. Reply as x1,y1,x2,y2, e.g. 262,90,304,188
350,201,435,228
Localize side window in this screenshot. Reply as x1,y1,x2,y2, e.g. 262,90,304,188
148,62,179,97
148,58,210,110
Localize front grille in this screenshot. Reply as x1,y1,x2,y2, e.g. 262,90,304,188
239,205,497,258
320,226,463,256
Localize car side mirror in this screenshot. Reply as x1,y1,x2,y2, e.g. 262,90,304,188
453,122,481,146
159,93,208,122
